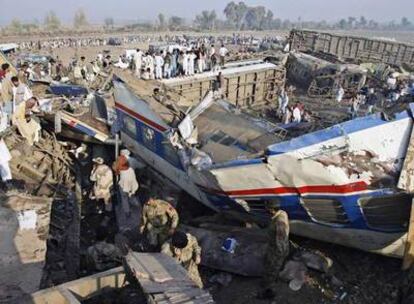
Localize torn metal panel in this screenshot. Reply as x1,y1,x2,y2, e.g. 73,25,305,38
187,91,214,120
210,162,279,195
39,92,111,143
113,76,172,130
267,112,413,164
267,154,351,188
59,111,110,143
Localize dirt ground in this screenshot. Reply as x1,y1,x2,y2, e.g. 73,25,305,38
204,236,403,304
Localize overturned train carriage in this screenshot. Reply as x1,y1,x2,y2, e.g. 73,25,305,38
161,59,286,109
289,29,414,68
113,73,414,258
286,52,367,97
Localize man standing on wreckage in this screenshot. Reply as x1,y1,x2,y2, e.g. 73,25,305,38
161,231,203,288
90,157,113,214
113,149,140,217
259,201,290,299
140,198,179,250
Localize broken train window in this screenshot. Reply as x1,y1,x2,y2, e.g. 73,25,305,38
123,115,137,139
162,140,181,168
358,194,411,231
300,198,349,225
141,125,156,151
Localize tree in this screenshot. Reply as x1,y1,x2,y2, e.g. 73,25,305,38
245,6,266,30
224,1,248,30
338,19,347,29
347,16,356,29
272,18,282,29
44,11,61,31
358,16,367,28
104,17,114,29
158,13,166,30
195,10,217,30
224,1,237,27
281,19,292,29
168,16,185,30
74,8,88,29
367,19,379,30
401,17,412,29
22,22,39,34
263,10,274,30
9,18,23,34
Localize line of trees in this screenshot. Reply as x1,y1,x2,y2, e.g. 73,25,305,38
3,8,90,34
2,1,414,35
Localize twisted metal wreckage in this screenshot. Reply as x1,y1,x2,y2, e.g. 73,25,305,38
1,29,414,303
110,32,414,258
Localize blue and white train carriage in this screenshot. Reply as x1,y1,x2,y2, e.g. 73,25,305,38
113,75,414,258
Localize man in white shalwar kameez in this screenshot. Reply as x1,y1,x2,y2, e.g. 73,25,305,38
90,157,113,213
134,49,143,78
154,53,164,80
11,76,33,113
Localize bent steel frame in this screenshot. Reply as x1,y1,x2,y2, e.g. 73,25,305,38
289,29,414,67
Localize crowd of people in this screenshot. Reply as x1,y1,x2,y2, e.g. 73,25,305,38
127,44,229,80
5,42,233,88
335,73,414,119
12,33,283,52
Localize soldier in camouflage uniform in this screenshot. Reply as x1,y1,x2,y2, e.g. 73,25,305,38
86,228,122,271
161,231,203,288
140,198,179,248
263,201,290,298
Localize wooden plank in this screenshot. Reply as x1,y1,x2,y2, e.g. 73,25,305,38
125,253,175,283
124,252,214,303
403,199,414,270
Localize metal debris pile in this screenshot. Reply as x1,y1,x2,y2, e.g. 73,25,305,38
3,129,74,195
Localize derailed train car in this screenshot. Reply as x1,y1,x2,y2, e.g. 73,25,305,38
112,69,414,258
286,52,367,97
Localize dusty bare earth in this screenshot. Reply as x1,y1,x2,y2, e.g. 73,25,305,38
204,237,403,304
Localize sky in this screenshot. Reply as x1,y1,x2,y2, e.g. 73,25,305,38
0,0,413,25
